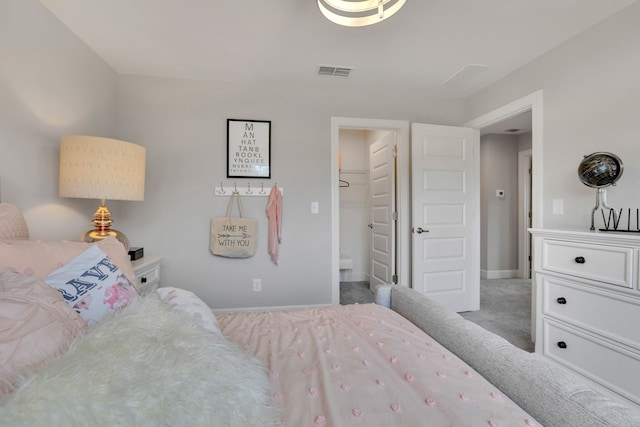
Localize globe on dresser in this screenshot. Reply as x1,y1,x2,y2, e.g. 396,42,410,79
578,152,623,188
578,152,624,230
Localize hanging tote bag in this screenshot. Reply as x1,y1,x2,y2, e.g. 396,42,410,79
210,193,258,258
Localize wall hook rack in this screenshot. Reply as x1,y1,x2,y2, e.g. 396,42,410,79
215,182,283,197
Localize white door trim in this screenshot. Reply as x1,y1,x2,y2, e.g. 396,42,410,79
518,149,532,279
465,90,543,230
465,90,543,341
331,117,410,305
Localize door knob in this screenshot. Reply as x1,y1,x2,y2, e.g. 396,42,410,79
368,223,373,229
412,227,429,234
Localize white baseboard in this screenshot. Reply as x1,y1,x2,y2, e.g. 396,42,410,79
481,269,519,279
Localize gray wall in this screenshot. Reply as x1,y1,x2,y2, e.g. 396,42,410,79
466,3,640,230
0,0,118,239
113,77,465,309
2,1,465,310
5,0,640,309
480,134,519,277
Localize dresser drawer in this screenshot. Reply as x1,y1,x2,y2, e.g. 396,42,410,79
544,320,640,405
540,239,633,288
543,277,640,347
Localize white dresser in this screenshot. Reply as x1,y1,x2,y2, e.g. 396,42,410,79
131,256,163,296
531,229,640,408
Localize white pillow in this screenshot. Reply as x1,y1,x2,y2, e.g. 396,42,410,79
45,245,139,327
157,287,221,335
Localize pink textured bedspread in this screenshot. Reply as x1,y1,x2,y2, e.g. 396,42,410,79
217,303,539,427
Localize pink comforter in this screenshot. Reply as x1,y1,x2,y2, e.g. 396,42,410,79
217,303,538,427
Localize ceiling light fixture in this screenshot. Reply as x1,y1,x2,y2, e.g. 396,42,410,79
318,0,407,27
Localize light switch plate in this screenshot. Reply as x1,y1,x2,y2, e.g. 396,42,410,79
552,199,563,215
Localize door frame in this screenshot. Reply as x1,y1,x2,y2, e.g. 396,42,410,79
518,149,532,279
465,90,543,339
465,90,543,230
330,117,410,305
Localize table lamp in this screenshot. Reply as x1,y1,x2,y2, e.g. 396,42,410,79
59,135,146,250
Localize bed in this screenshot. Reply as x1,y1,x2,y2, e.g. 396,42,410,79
1,202,640,426
216,303,536,426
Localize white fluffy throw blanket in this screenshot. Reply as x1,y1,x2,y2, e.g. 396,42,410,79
0,296,277,426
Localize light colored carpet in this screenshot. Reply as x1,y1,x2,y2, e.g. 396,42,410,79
460,279,534,352
340,281,375,305
340,279,534,352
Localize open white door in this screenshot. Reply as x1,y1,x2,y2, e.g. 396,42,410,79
411,123,480,312
369,134,396,291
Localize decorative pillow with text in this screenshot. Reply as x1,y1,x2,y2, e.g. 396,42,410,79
45,245,139,327
0,237,137,290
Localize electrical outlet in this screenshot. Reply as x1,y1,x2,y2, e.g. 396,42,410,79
253,278,262,292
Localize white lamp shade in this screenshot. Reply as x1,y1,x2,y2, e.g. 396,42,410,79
59,135,146,201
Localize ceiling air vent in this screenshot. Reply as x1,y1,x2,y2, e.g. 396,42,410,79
318,65,352,77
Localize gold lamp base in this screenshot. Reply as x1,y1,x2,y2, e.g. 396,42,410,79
81,200,130,250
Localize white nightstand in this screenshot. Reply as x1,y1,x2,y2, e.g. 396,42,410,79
131,256,163,296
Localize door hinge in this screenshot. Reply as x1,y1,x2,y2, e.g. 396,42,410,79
392,274,398,284
392,144,398,158
392,211,398,221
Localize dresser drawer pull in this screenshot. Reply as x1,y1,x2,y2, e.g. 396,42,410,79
556,297,567,304
140,277,147,284
574,256,585,264
557,341,567,349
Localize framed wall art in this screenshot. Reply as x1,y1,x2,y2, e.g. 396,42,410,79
227,119,271,178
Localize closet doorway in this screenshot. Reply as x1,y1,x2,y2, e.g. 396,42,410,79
339,129,396,292
330,118,410,305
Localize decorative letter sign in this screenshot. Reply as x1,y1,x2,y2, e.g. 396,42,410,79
227,119,271,178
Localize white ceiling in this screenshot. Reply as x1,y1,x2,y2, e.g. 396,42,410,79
41,0,637,99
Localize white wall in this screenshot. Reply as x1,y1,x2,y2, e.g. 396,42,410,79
339,129,370,282
115,76,465,309
0,0,118,240
480,134,519,278
2,1,466,310
467,3,640,230
8,0,640,309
